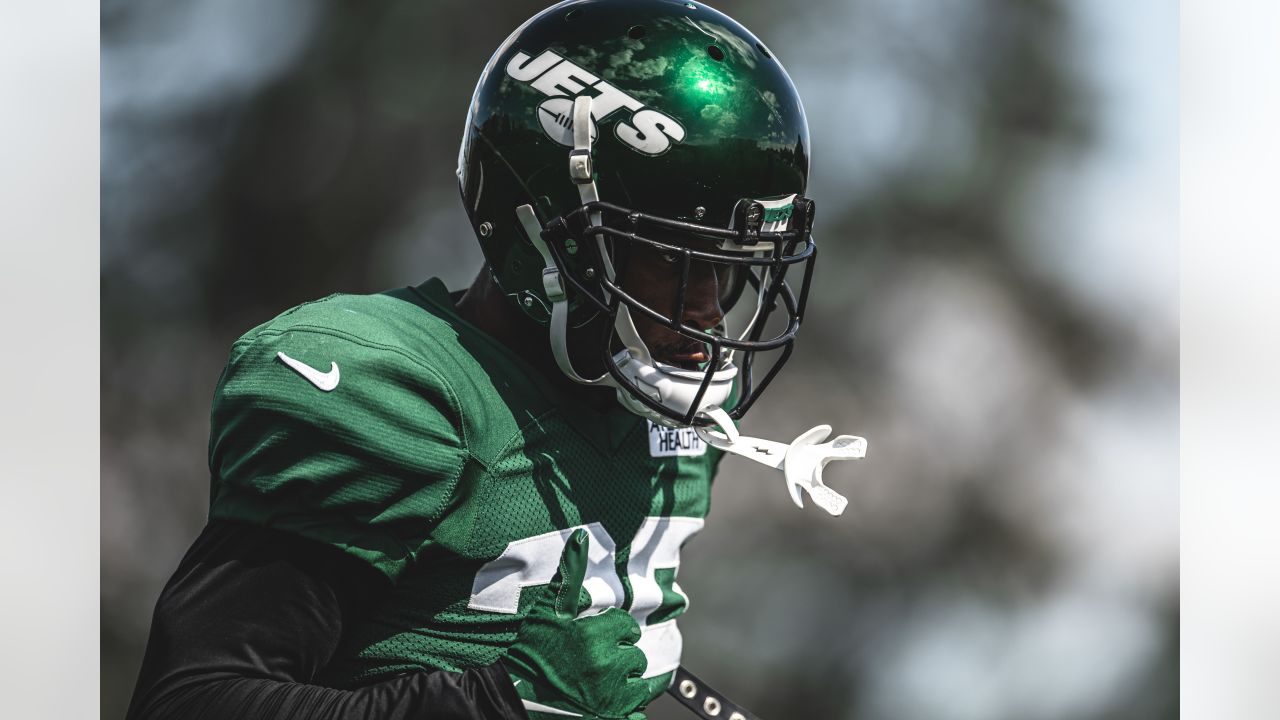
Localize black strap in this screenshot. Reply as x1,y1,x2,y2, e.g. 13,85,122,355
666,666,763,720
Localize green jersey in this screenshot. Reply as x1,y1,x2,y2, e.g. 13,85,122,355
207,278,722,701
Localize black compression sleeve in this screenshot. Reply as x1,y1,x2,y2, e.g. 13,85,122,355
125,519,527,720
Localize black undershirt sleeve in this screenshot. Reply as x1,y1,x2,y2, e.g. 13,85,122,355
125,519,527,720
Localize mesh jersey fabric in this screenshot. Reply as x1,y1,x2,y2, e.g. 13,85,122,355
208,278,724,703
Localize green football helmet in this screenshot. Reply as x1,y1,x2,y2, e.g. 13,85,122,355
457,0,817,428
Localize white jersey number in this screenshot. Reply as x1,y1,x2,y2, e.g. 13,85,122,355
468,517,704,678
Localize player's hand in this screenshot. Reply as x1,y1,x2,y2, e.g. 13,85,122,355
503,529,650,720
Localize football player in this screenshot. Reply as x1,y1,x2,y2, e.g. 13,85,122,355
126,1,864,718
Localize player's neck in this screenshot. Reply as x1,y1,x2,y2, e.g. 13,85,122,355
455,267,616,412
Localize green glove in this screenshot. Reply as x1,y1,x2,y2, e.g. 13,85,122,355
503,529,650,719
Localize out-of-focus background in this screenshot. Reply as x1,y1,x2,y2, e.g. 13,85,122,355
101,0,1177,718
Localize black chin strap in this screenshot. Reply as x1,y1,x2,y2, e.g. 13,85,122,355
667,666,763,720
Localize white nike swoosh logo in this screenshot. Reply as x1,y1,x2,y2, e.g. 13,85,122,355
276,352,340,392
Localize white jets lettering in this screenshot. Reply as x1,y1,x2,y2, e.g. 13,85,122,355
505,49,684,155
506,49,563,81
530,59,599,98
617,108,688,156
588,79,645,119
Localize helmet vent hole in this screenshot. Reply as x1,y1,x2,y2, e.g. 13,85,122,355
565,8,582,21
755,41,772,59
707,44,725,62
627,25,646,39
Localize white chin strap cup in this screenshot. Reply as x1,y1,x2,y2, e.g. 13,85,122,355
613,351,738,428
695,406,868,516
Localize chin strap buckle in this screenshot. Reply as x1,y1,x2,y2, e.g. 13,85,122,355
541,267,566,303
569,96,601,205
695,406,867,516
515,205,567,305
568,149,593,184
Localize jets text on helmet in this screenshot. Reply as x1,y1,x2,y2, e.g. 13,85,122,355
506,49,686,155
